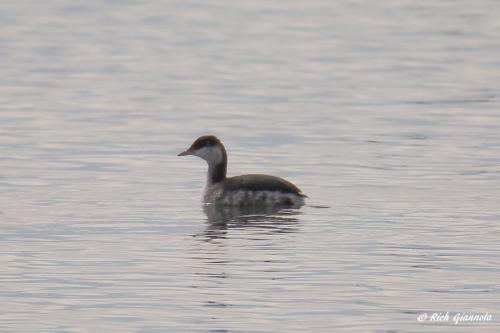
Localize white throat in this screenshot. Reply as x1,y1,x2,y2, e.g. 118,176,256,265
194,145,224,167
194,145,225,186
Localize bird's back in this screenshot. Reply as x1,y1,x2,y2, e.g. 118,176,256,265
223,174,306,197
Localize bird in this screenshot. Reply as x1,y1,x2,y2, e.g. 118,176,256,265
178,135,306,206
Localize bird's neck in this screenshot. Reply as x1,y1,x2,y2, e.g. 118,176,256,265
206,144,227,185
207,160,227,185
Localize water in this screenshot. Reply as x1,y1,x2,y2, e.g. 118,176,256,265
1,1,500,332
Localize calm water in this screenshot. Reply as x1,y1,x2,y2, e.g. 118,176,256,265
1,1,500,332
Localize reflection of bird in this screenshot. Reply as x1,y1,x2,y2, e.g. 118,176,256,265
202,204,301,240
178,135,306,206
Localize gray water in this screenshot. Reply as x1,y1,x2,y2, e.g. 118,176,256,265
1,1,500,332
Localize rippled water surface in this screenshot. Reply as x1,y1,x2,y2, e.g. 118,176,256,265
1,1,500,332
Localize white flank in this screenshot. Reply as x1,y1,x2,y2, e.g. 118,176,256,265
204,187,305,206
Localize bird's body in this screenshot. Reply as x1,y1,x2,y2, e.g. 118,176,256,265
178,136,306,207
205,174,306,206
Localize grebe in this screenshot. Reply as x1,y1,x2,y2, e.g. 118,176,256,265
178,135,306,206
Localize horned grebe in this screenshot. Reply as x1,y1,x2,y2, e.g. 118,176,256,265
178,135,306,206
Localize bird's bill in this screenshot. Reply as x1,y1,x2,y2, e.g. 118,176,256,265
177,149,193,156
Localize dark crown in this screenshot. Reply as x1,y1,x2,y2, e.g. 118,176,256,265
190,135,220,150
